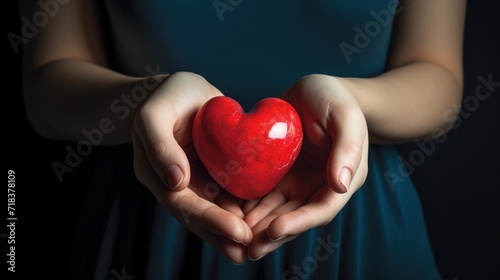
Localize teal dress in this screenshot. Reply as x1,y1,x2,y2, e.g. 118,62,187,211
70,1,442,279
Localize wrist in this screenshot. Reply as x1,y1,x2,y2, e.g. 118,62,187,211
333,76,375,121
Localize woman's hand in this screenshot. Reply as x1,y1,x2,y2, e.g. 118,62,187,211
132,72,253,264
243,74,369,260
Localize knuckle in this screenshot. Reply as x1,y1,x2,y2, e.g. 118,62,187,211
172,71,204,81
343,142,363,162
147,140,170,162
134,102,155,130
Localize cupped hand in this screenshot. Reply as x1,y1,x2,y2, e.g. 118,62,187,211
243,74,369,260
132,72,253,264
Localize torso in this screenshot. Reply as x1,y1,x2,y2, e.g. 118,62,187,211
103,0,397,109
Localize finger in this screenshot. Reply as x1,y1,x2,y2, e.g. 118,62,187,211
135,128,252,244
215,191,246,219
132,128,171,197
134,107,191,191
184,162,247,220
134,130,253,259
248,234,298,261
166,191,253,246
134,72,222,191
189,227,249,264
243,188,287,228
325,100,368,193
242,198,261,216
246,188,349,260
269,188,352,239
247,200,303,259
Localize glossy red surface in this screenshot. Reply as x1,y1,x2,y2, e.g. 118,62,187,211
192,96,303,200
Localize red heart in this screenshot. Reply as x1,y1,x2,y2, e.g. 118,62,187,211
192,96,303,200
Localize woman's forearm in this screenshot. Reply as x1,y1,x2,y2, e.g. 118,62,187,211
24,59,167,145
27,58,462,146
342,61,463,144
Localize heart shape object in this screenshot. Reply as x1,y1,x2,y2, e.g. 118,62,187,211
192,96,303,200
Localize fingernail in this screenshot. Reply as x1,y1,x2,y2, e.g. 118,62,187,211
230,260,244,266
339,167,352,192
236,238,249,246
231,237,244,245
165,165,183,190
269,235,287,242
249,254,266,261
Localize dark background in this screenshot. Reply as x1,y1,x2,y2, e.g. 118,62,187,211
3,0,499,279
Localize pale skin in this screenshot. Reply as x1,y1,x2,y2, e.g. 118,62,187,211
21,0,466,264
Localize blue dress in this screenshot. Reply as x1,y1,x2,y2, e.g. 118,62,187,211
70,1,442,279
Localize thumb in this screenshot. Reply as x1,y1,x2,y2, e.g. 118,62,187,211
326,103,367,194
134,110,192,191
134,72,223,191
